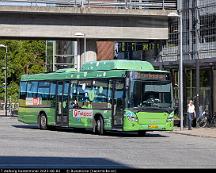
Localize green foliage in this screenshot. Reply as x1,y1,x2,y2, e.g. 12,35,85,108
0,40,46,102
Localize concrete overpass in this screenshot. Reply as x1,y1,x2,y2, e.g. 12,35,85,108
0,5,177,69
0,6,176,40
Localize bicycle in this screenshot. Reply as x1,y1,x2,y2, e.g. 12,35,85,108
196,109,208,128
207,112,216,128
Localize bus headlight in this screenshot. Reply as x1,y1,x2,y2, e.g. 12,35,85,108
167,112,174,121
125,111,138,122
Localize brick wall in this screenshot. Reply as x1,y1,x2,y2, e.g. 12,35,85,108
96,41,115,60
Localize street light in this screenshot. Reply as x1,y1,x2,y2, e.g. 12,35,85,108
168,12,183,130
0,44,8,117
74,32,86,72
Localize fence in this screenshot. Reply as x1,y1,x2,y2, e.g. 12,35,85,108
0,0,177,10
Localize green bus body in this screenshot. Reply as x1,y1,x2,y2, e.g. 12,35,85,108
18,60,174,134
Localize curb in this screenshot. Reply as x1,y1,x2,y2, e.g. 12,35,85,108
170,131,216,139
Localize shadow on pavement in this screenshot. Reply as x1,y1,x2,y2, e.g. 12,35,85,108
12,125,38,129
0,156,131,169
12,125,168,138
104,131,168,138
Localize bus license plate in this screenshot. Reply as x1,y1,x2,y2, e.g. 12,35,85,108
148,125,158,129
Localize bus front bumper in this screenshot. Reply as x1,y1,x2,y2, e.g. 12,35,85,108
123,121,174,131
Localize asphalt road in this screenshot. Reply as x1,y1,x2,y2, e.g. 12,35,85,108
0,117,216,169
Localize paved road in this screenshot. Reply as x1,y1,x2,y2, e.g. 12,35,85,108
0,117,216,169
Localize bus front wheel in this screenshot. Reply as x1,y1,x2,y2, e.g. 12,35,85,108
138,131,146,136
95,116,104,135
39,113,48,130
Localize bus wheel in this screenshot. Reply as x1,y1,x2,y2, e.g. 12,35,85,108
95,116,104,135
39,113,47,130
138,131,146,136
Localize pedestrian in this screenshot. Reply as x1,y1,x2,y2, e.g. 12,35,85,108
187,100,196,130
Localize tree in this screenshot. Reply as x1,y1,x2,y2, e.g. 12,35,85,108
0,40,46,103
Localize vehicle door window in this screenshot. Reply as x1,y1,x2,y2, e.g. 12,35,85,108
70,80,78,109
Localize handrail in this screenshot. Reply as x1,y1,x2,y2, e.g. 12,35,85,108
0,0,177,10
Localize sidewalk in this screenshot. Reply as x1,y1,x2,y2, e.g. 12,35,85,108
171,127,216,138
0,110,10,116
0,110,17,117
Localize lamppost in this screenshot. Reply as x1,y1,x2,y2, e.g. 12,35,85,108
74,32,86,72
168,11,183,130
0,44,8,117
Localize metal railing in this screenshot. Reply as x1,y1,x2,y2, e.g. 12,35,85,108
0,0,177,10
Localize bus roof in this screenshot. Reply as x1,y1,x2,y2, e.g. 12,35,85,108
81,60,154,71
20,60,168,81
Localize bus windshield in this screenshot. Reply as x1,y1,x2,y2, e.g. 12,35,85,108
128,80,172,109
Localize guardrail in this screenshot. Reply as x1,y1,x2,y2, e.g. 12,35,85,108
0,0,177,10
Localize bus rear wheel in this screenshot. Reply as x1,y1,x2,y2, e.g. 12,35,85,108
39,113,47,130
95,116,104,135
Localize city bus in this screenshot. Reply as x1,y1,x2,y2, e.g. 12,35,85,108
18,60,174,135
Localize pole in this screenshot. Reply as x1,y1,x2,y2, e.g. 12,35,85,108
179,12,184,131
45,40,48,72
195,1,200,126
77,38,81,72
9,96,11,116
74,32,85,71
84,35,86,64
53,41,56,71
5,46,8,117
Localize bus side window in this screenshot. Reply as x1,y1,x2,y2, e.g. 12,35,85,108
19,81,27,107
38,81,50,101
50,81,57,106
20,81,27,100
92,80,108,109
77,80,92,108
27,81,38,98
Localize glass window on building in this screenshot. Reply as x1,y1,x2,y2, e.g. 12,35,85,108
114,41,162,63
185,69,212,115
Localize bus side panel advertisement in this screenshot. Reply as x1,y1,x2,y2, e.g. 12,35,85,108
73,109,93,118
26,97,42,106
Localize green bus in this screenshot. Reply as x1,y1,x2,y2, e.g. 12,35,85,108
18,60,174,135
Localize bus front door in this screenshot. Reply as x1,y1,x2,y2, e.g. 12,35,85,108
112,80,124,129
56,81,70,126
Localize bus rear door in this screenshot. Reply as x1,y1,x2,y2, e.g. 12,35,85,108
56,81,70,126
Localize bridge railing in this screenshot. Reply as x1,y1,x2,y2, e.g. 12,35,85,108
0,0,177,10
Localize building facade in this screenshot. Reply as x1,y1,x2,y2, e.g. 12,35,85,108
161,0,216,115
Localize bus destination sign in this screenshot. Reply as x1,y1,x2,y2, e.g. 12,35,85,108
131,72,168,81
